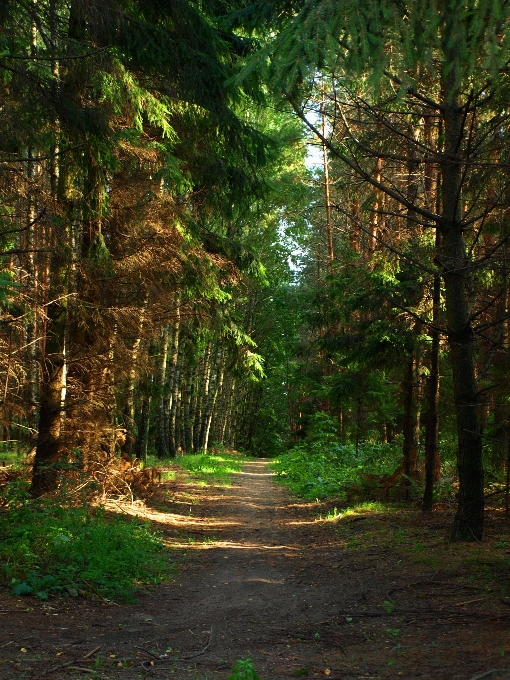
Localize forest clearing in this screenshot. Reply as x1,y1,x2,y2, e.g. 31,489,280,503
3,0,510,678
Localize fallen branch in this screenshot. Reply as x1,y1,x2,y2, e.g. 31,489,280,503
67,666,97,674
331,609,510,619
136,629,213,670
81,647,101,660
80,578,119,605
178,629,213,661
41,646,100,676
135,647,163,661
454,597,487,606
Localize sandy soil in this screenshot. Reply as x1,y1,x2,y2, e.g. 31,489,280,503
1,460,510,680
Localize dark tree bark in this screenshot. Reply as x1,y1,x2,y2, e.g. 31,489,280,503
441,92,484,541
31,295,66,496
402,352,420,499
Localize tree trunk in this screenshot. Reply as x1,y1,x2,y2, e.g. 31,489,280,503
182,363,194,453
155,326,169,459
441,92,484,541
30,295,67,496
198,345,214,450
423,233,441,511
168,345,182,457
204,355,225,452
402,351,421,499
124,294,148,455
134,386,152,463
166,304,181,457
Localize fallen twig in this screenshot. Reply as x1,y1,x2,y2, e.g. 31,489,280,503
141,661,171,679
80,646,101,660
80,578,119,605
178,629,213,661
135,646,163,660
41,659,76,676
41,647,100,676
331,609,510,619
5,660,32,672
67,666,97,674
454,597,486,606
136,629,213,669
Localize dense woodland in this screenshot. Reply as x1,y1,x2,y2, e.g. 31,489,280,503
1,0,510,543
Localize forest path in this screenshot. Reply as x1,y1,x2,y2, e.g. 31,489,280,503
1,460,510,680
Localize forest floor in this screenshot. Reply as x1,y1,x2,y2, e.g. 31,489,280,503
1,460,510,680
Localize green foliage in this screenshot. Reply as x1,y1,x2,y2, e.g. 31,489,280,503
229,658,261,680
177,451,246,484
0,482,172,602
272,412,401,500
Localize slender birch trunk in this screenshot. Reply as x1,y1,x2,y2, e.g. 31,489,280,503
155,326,169,459
204,354,225,452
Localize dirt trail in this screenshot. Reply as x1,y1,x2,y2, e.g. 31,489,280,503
1,460,510,680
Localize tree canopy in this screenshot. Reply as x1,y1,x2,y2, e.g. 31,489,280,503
1,0,510,542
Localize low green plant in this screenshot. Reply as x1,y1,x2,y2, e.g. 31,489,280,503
382,599,396,613
229,658,261,680
272,412,402,500
394,527,405,543
0,481,174,602
177,452,246,484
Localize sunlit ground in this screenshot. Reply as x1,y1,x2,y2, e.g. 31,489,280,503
104,463,312,551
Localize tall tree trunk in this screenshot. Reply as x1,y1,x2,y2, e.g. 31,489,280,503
124,294,148,456
402,350,421,499
198,344,214,450
168,345,182,458
155,326,169,459
134,383,152,463
182,363,194,453
441,85,484,541
166,303,181,457
31,291,67,496
423,232,442,511
204,354,225,452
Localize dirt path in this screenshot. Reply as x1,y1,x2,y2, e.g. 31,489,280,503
1,460,510,680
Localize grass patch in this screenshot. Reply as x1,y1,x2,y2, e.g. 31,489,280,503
326,501,510,597
0,446,26,468
176,452,246,485
0,481,174,602
322,501,390,521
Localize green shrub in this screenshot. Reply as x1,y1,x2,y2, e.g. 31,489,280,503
272,412,401,500
230,658,261,680
0,481,173,602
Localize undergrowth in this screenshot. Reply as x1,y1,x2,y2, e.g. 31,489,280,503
273,412,402,500
177,450,246,485
0,481,173,602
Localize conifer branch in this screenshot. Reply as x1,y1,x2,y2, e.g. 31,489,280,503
333,204,437,276
286,93,440,224
382,70,443,111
